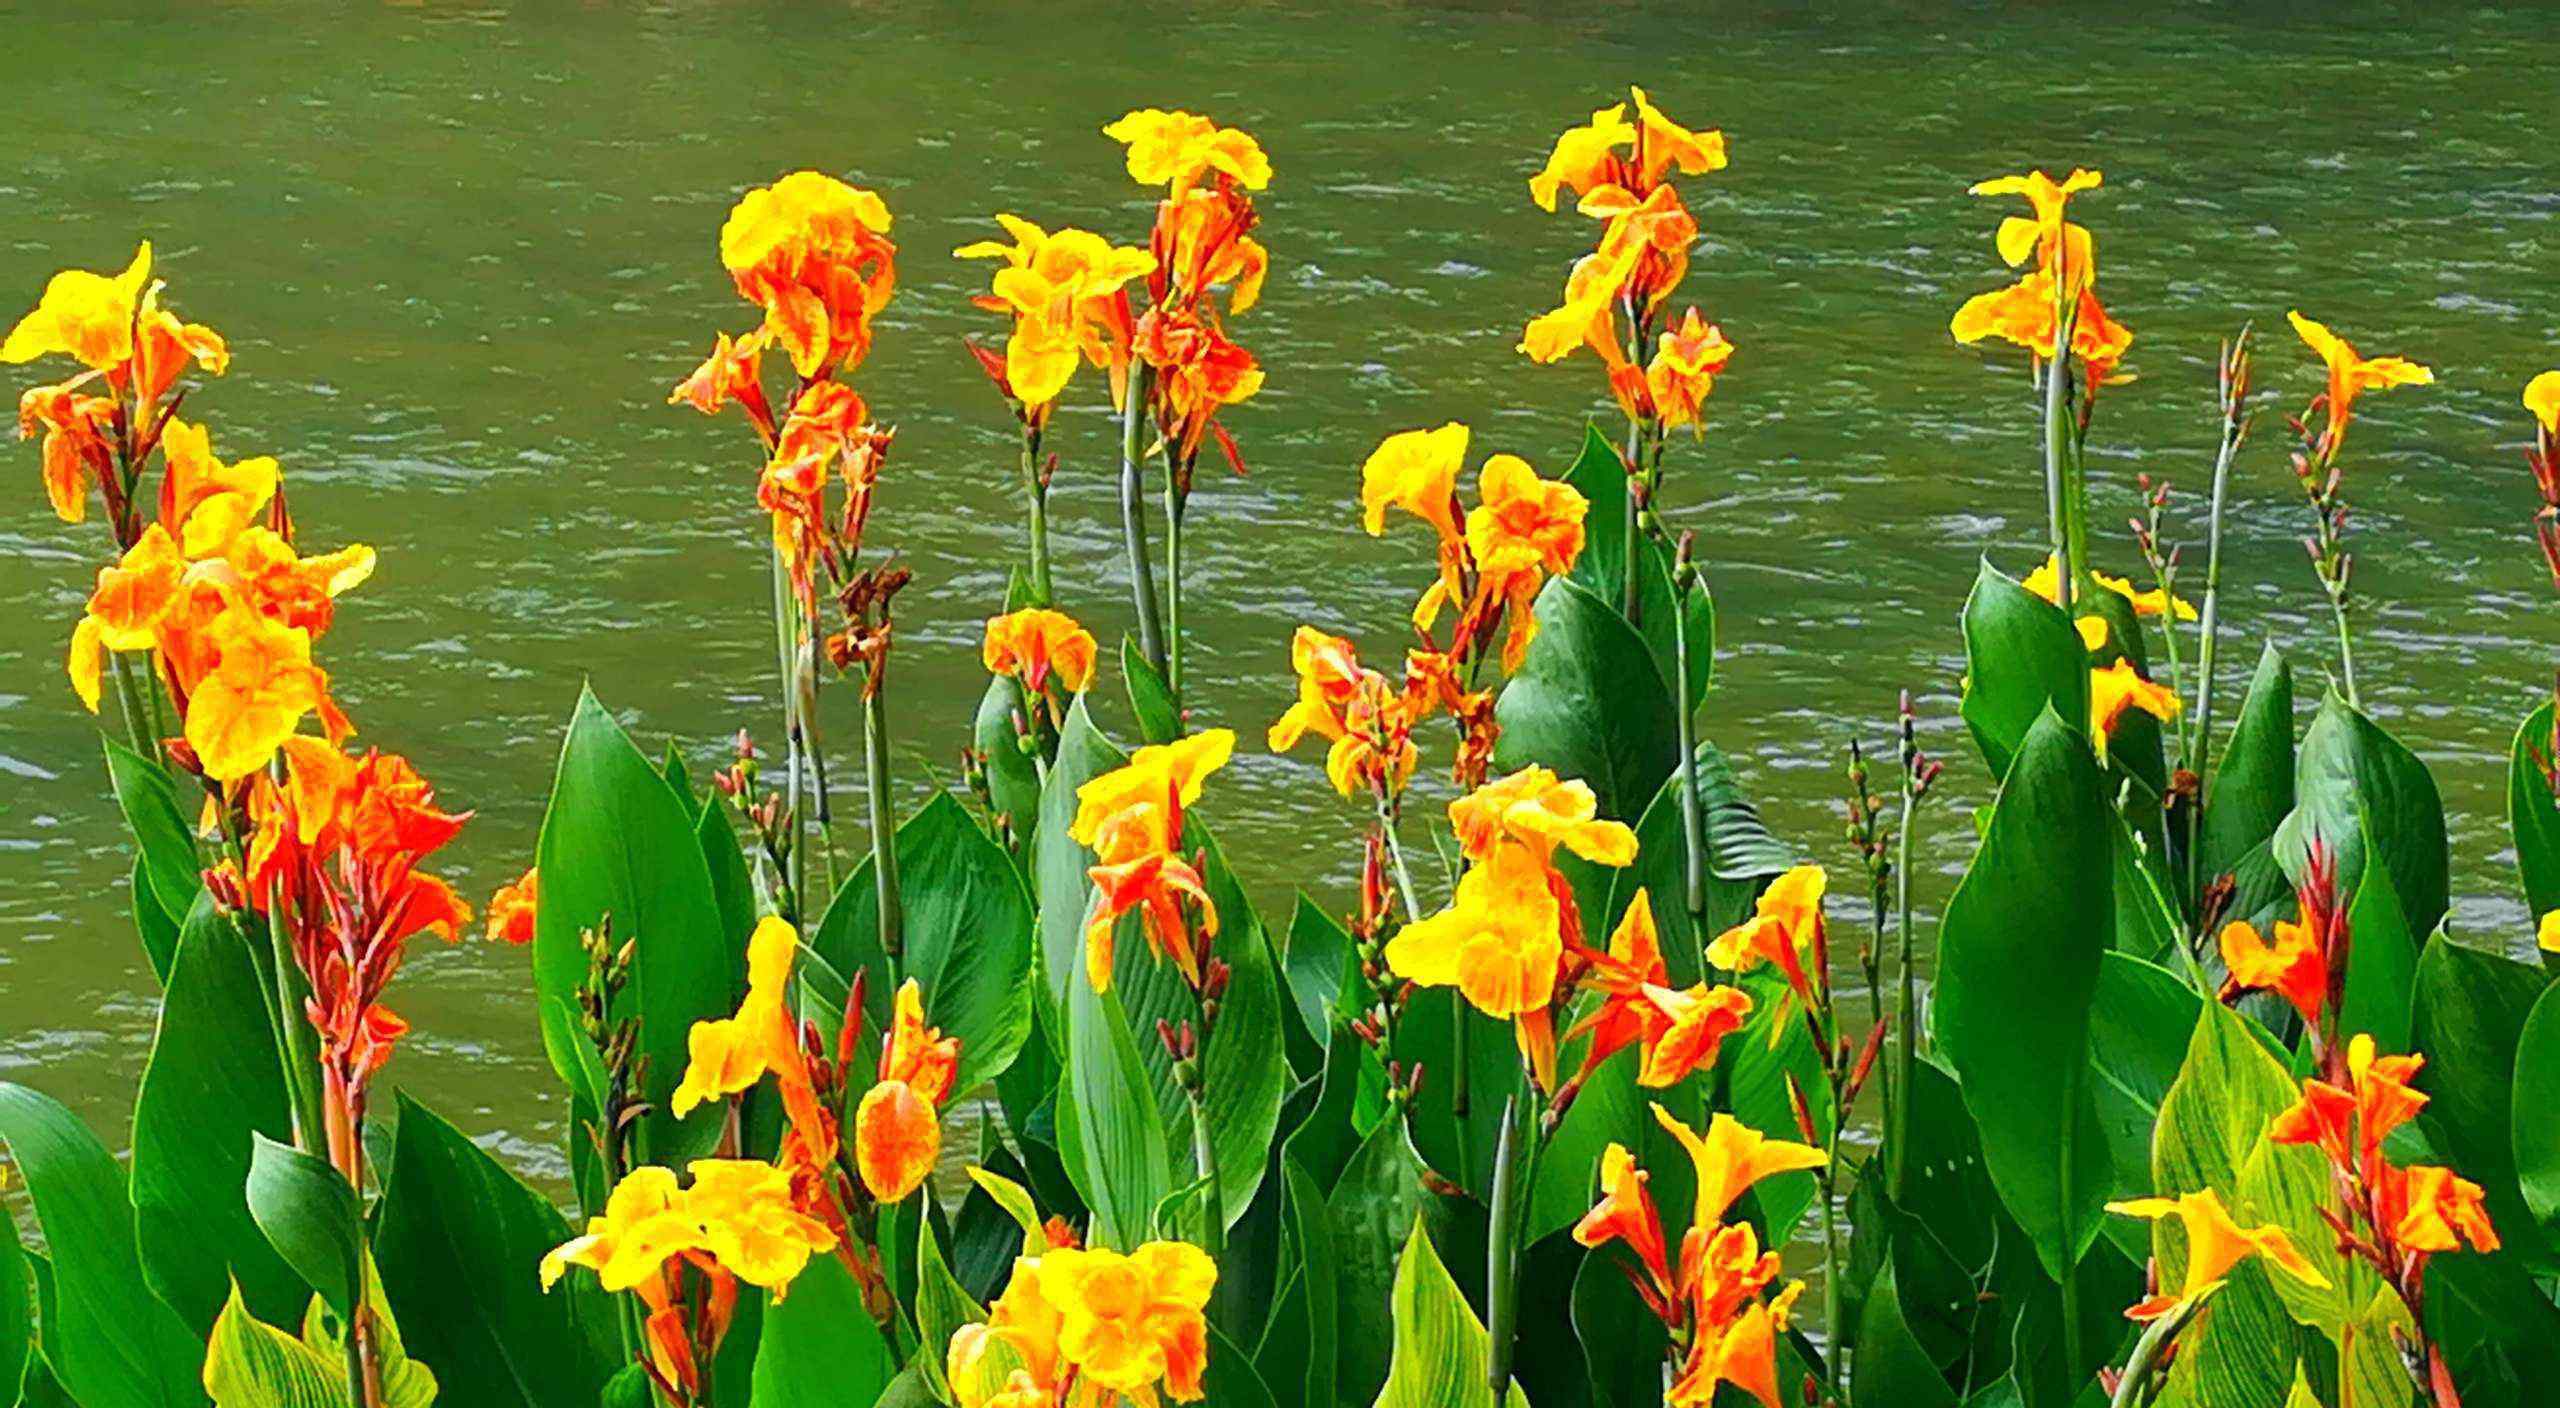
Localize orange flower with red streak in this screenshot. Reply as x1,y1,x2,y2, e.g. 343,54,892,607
484,866,538,945
854,978,961,1202
1070,730,1235,992
2288,310,2431,458
983,608,1099,697
1644,308,1735,431
2218,902,2328,1029
1266,626,1420,798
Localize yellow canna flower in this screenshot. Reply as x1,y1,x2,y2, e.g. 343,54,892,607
1628,87,1727,186
680,1158,840,1295
2021,554,2196,621
1706,864,1826,1004
2,243,154,372
157,419,279,558
982,607,1099,697
182,604,331,783
540,1165,700,1295
852,979,960,1203
1359,422,1469,546
1528,102,1637,212
2089,658,2180,757
2105,1188,2328,1320
1672,1282,1801,1408
1520,244,1642,367
1448,764,1636,869
1036,1241,1218,1403
1651,1103,1827,1230
1071,730,1235,992
2526,371,2560,436
66,524,187,711
2287,311,2431,458
670,916,802,1118
1951,269,2132,378
1384,845,1565,1021
948,1254,1072,1408
1463,455,1590,671
1968,168,2101,282
959,215,1155,411
20,380,118,523
1069,730,1235,847
1102,108,1271,199
2539,908,2560,953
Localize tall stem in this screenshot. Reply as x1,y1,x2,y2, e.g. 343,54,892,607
1888,772,1919,1199
862,679,904,964
2105,1298,2197,1408
1820,1168,1844,1396
2329,587,2360,711
1120,370,1167,680
1164,472,1186,709
1673,576,1705,920
1021,421,1052,606
768,548,803,926
2188,393,2243,908
1186,1086,1222,1255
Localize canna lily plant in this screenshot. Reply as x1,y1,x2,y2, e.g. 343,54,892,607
8,92,2560,1408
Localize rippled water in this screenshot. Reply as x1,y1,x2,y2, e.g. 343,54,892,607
5,2,2556,1177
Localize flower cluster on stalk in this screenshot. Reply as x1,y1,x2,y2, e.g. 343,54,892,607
1950,168,2132,381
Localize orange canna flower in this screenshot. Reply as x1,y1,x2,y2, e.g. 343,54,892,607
1359,422,1468,548
1706,864,1825,1005
1951,269,2133,378
2288,311,2431,458
983,607,1099,697
1131,308,1263,465
854,982,961,1204
1645,308,1735,431
1580,181,1696,310
1070,730,1235,992
2089,659,2180,758
2,243,155,373
958,214,1156,411
1267,626,1420,799
1036,1241,1218,1404
19,380,117,523
2218,903,2328,1030
2106,1188,2329,1320
1103,108,1271,200
66,523,188,711
2380,1163,2501,1255
669,329,772,427
1459,455,1589,671
2269,1033,2428,1174
1636,982,1755,1088
1574,1142,1673,1290
1520,244,1642,368
1653,1103,1828,1230
719,171,897,379
129,281,227,407
1670,1284,1800,1408
484,866,538,945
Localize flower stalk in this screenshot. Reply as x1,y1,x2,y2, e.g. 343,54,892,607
1121,367,1168,680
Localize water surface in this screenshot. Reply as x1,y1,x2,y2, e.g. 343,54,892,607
5,1,2556,1178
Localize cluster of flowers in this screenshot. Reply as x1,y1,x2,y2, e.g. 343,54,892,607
1520,87,1735,433
945,1188,1217,1408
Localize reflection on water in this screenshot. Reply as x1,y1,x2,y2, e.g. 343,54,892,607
3,2,2554,1181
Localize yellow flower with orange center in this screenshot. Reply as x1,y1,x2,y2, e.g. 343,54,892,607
1385,844,1565,1023
539,1165,702,1296
1035,1241,1218,1404
719,171,897,379
1671,1282,1801,1408
1267,626,1420,799
541,1159,838,1302
1951,269,2132,378
1529,102,1638,212
1969,168,2101,286
854,978,960,1203
671,916,806,1119
1452,455,1589,671
2526,371,2560,436
2288,310,2431,458
2105,1188,2329,1321
1449,764,1637,869
957,215,1156,411
982,607,1099,697
1520,243,1642,368
1706,864,1826,1008
1069,730,1235,991
1359,422,1469,549
2020,553,2196,621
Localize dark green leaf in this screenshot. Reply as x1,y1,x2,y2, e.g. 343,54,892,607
1059,976,1175,1249
2200,644,2294,885
1957,560,2089,781
130,895,301,1333
1854,1262,1960,1408
1934,710,2115,1280
103,736,200,974
2514,982,2560,1237
0,1083,202,1408
2276,691,2449,943
245,1135,360,1317
1492,573,1680,823
373,1093,620,1408
1123,633,1181,745
1560,420,1715,706
747,1256,895,1407
1327,1120,1441,1399
971,675,1043,862
2412,934,2545,1263
1604,742,1791,984
2338,815,2421,1056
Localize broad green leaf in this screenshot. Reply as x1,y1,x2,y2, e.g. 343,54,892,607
1060,977,1175,1249
1570,1236,1669,1408
2275,692,2448,943
814,790,1035,1094
1934,710,2115,1280
1957,560,2089,780
129,857,181,988
2155,1002,2297,1201
1206,1321,1282,1408
245,1136,360,1317
747,1257,895,1408
2201,643,2295,886
2505,700,2560,965
0,1204,31,1406
0,1083,203,1408
295,1268,438,1408
1371,1222,1529,1408
1328,1120,1441,1400
531,687,733,1157
2342,1283,2416,1408
372,1094,619,1408
1282,895,1355,1050
104,736,201,977
1257,1158,1338,1408
1492,572,1681,823
1033,694,1123,1006
2155,1258,2323,1408
2514,981,2560,1236
697,794,758,999
2421,1239,2560,1404
130,896,300,1333
2411,934,2545,1262
2087,952,2200,1259
1854,1262,1960,1408
1122,632,1181,745
1721,968,1830,1242
911,1214,983,1402
2337,816,2420,1056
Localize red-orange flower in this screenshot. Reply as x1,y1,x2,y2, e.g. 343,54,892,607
484,866,538,945
853,979,961,1203
2218,902,2328,1029
983,607,1099,697
719,172,897,379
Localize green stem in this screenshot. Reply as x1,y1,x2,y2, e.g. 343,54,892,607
2188,398,2242,907
2329,586,2360,711
1022,421,1052,607
264,904,326,1152
107,652,150,751
863,679,904,965
767,548,803,927
1889,775,1919,1200
1485,1095,1530,1395
1186,1086,1222,1255
1120,370,1167,680
1672,573,1705,921
2105,1298,2197,1408
1820,1168,1844,1396
2043,289,2084,613
1164,471,1186,710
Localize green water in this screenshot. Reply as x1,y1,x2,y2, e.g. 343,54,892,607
5,2,2556,1179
